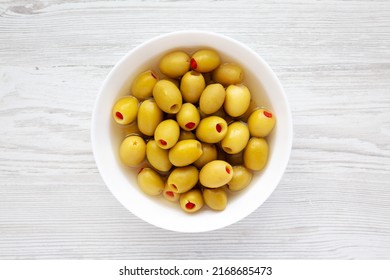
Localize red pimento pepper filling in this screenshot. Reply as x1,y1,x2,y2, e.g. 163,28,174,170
115,111,123,120
263,111,272,118
190,58,197,70
185,122,195,129
225,166,231,174
185,201,195,210
151,71,158,79
216,124,222,133
165,191,174,197
159,139,167,146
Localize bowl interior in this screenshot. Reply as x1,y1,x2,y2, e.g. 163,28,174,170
92,31,292,232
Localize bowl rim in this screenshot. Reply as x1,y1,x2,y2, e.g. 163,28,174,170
91,30,293,232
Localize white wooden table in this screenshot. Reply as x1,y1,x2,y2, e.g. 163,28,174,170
1,0,390,259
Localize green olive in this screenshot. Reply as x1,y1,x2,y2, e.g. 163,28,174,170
168,139,203,167
167,165,199,193
203,187,227,211
176,103,200,131
199,106,228,120
227,165,253,191
180,71,205,103
243,137,269,171
131,70,159,100
199,83,226,115
178,130,196,141
112,96,139,125
119,135,146,167
163,182,180,202
153,80,183,114
154,119,180,149
137,99,163,136
247,108,276,137
221,121,250,154
195,116,228,143
180,188,203,213
212,62,244,86
199,160,233,188
137,168,164,196
190,49,220,72
224,84,251,117
159,51,190,78
193,143,218,169
146,140,172,172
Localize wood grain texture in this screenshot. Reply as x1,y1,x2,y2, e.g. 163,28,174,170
1,0,390,259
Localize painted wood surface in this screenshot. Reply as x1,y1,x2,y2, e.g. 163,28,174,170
0,0,390,259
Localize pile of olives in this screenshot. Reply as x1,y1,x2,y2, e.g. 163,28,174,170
112,49,276,213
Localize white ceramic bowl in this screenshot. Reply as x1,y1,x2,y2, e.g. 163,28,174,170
91,31,293,233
